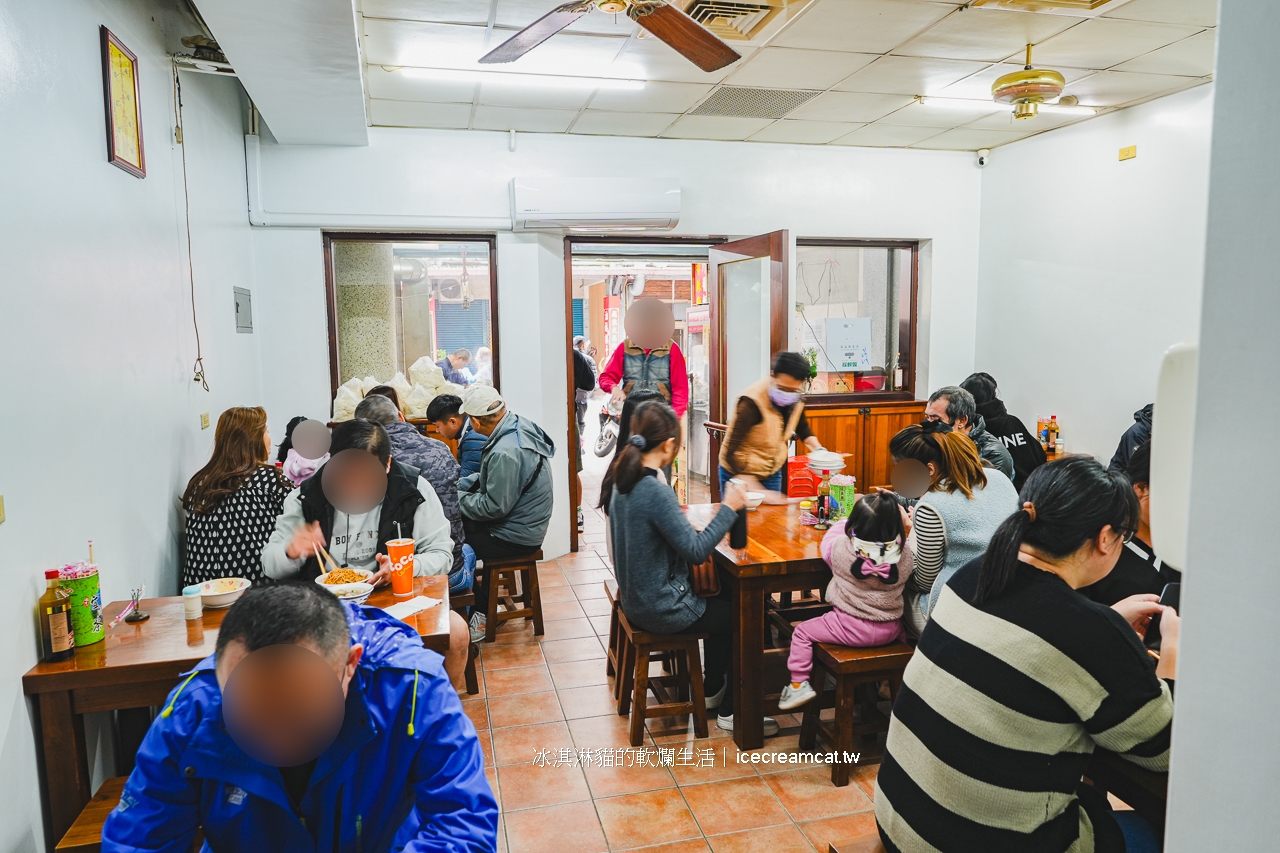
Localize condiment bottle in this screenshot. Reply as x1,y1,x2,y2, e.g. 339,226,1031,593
39,570,74,662
183,585,204,621
814,469,832,531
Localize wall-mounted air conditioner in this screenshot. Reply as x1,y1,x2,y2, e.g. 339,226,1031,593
511,177,681,231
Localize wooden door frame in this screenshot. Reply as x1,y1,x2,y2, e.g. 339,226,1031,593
563,234,727,552
322,232,501,399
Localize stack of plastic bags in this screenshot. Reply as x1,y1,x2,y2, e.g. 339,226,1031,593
331,358,468,422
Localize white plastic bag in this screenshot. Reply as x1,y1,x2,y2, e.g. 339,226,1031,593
332,385,361,421
388,372,414,413
361,376,380,396
341,376,364,397
409,356,444,391
404,384,433,419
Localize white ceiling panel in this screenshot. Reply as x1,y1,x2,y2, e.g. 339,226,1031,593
831,123,946,147
788,91,916,122
616,36,753,84
834,55,988,96
478,81,595,110
1112,30,1216,77
1030,18,1202,69
495,0,639,36
1066,70,1201,107
368,99,472,128
773,0,956,55
366,65,475,103
893,9,1084,63
586,81,714,113
359,0,489,25
727,48,877,90
935,63,1093,100
877,98,1000,127
661,115,774,140
912,126,1028,150
1103,0,1219,28
747,120,867,144
571,110,680,136
472,105,579,132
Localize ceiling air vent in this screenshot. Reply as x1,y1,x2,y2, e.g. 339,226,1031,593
971,0,1119,10
679,0,794,41
690,86,820,119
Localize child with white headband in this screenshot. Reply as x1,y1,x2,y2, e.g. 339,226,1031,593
778,492,913,710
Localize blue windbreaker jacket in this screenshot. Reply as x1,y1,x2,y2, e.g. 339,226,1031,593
102,603,497,853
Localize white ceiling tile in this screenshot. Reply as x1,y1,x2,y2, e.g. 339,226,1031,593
747,120,867,144
1065,70,1202,107
726,48,877,90
360,0,489,25
495,0,638,36
834,55,988,96
787,91,916,122
472,105,579,132
1112,30,1216,77
616,36,754,84
1103,0,1219,28
877,98,999,126
587,81,714,113
832,124,949,147
911,127,1026,150
935,63,1093,100
1031,18,1202,69
478,81,594,110
570,111,680,136
894,9,1084,63
660,115,774,140
962,108,1088,131
368,99,472,129
366,65,475,103
774,0,956,54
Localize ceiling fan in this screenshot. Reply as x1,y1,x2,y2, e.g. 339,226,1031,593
480,0,742,73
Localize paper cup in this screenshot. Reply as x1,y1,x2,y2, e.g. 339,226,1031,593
60,570,105,646
386,538,415,597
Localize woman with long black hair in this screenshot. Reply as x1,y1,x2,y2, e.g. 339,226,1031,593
875,456,1179,853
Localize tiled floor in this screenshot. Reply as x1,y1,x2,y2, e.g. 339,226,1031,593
467,503,881,853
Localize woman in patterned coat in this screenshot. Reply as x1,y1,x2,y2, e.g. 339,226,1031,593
181,407,293,587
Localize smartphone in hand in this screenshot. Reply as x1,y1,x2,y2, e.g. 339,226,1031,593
1144,582,1181,652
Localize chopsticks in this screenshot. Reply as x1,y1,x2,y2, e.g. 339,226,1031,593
312,544,342,575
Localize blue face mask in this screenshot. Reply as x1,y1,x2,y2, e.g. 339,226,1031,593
768,386,803,407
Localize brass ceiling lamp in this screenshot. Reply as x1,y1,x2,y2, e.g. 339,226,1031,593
992,44,1065,119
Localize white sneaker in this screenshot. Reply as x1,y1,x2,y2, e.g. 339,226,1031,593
716,714,780,737
469,612,487,643
777,681,817,711
705,682,727,710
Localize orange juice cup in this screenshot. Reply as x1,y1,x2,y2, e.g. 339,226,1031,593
386,538,415,597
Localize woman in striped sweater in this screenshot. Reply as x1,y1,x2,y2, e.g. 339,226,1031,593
875,456,1179,853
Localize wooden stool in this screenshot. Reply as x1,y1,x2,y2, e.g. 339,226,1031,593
450,590,481,695
799,641,914,786
829,834,888,853
478,550,544,643
56,777,204,852
616,607,709,747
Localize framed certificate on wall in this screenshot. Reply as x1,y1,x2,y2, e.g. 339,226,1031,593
100,26,145,178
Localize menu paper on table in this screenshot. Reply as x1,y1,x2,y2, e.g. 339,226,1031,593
381,596,442,620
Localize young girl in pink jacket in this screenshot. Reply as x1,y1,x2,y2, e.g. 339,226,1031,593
778,492,913,710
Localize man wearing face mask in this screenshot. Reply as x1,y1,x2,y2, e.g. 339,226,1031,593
718,351,824,497
102,583,496,853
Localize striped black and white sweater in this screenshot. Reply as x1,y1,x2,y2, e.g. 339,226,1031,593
875,557,1173,853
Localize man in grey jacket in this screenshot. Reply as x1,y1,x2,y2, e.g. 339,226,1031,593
924,385,1015,482
457,385,555,640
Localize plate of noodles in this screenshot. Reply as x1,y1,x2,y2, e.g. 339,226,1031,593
315,568,376,604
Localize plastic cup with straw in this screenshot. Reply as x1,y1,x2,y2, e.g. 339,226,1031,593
387,522,415,596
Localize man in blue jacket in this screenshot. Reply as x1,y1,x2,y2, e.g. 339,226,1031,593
102,583,496,853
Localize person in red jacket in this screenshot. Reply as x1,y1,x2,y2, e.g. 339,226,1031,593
598,297,688,417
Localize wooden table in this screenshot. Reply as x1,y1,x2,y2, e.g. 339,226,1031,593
23,575,450,850
686,502,830,750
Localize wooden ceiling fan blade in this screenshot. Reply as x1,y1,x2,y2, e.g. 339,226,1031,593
630,1,741,73
479,1,594,64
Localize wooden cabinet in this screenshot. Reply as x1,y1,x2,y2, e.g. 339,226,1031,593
805,400,926,491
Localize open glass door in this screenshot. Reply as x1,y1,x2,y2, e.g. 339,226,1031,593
708,231,789,500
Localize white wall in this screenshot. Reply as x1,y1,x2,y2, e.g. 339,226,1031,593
1167,1,1280,847
0,1,262,848
973,84,1214,459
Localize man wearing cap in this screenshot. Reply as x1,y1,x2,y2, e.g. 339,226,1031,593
456,385,555,641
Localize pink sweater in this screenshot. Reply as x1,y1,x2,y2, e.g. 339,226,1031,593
819,526,914,623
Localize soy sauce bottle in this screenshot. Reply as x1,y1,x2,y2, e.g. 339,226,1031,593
39,570,74,662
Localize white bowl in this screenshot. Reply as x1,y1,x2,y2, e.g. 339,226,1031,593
806,450,846,475
199,577,251,609
321,581,374,605
745,491,766,510
315,568,374,587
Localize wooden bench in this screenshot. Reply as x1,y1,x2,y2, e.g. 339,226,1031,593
799,641,914,786
616,607,709,747
603,580,624,704
450,590,481,695
55,777,204,853
477,550,544,643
